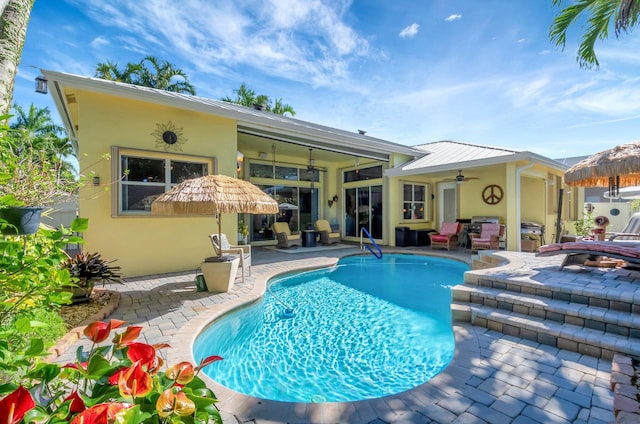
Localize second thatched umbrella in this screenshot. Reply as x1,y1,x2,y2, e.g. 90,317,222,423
151,174,279,257
564,141,640,197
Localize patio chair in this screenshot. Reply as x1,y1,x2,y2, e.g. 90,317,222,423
470,223,504,252
609,212,640,241
429,222,461,250
209,233,251,282
272,222,302,248
314,219,340,244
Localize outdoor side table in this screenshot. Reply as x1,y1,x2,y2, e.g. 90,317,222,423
302,230,318,247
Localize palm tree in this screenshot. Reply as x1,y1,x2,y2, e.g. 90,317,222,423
0,0,36,116
94,56,196,95
137,56,196,94
550,0,640,69
221,83,259,107
94,60,141,84
222,83,296,116
10,103,76,174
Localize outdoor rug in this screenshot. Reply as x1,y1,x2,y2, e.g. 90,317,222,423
263,244,357,254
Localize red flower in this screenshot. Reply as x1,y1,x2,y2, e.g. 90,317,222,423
108,366,129,386
165,362,195,385
0,386,35,424
196,355,223,372
118,361,153,399
70,403,132,424
127,342,162,374
63,391,86,414
63,361,88,372
112,325,142,346
84,320,126,344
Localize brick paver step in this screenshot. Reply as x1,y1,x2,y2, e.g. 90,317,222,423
452,284,640,335
458,303,640,358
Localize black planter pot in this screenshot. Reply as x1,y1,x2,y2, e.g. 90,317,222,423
0,207,43,235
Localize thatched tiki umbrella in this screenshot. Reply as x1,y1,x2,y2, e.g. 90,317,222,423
564,142,640,197
151,175,279,257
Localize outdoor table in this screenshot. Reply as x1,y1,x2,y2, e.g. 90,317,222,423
302,230,318,247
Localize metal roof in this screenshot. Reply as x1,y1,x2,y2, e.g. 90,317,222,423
41,70,423,162
385,140,569,177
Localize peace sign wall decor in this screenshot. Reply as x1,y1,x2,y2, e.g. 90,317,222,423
482,184,503,205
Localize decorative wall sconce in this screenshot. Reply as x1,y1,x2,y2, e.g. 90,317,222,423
35,75,48,94
92,176,100,186
328,194,339,207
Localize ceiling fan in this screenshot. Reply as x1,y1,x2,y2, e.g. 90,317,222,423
307,148,326,173
444,170,479,184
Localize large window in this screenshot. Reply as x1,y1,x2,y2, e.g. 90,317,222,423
402,183,427,221
248,162,319,242
118,151,209,214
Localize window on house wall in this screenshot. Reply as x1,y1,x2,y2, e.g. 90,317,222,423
118,152,210,214
402,182,427,221
344,165,383,182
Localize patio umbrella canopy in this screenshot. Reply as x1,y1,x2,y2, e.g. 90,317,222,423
564,142,640,194
151,174,279,256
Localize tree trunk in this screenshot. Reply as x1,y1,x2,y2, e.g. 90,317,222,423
0,0,35,116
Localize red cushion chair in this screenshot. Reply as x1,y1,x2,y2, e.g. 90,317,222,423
429,222,461,250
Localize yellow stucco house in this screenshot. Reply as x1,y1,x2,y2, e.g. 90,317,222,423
42,69,578,277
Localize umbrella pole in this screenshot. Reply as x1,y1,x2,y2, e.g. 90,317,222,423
217,214,223,257
555,188,564,243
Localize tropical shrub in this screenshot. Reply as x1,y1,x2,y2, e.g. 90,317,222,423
0,320,223,423
0,219,87,382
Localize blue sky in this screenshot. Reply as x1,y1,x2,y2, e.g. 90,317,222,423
13,0,640,159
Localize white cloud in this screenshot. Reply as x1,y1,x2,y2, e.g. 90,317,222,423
445,14,461,22
399,23,419,39
517,38,525,43
90,36,109,49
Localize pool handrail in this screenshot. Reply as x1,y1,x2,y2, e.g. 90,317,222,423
360,227,383,259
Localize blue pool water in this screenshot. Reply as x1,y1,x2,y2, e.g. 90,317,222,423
193,254,469,403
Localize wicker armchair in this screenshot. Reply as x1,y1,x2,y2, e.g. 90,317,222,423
272,222,302,248
429,222,461,250
314,220,340,244
469,224,504,252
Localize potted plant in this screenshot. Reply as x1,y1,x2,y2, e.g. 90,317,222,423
61,251,123,304
238,218,249,244
573,211,595,239
0,142,79,235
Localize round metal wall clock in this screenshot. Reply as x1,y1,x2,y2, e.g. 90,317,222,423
151,121,186,151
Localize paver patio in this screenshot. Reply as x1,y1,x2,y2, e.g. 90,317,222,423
54,245,616,423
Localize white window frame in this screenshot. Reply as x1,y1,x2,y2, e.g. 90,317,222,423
401,181,430,222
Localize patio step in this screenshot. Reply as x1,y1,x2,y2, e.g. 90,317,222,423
456,303,640,359
453,285,640,339
453,253,640,359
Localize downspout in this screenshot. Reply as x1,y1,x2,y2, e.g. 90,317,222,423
515,162,534,252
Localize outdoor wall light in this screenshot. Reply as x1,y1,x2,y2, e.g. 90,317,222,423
35,75,48,94
92,176,100,186
258,152,267,159
328,194,339,207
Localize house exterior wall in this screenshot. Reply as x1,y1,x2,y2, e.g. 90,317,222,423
75,90,239,277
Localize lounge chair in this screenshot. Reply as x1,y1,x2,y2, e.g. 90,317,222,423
537,241,640,269
429,222,460,250
209,233,251,282
609,212,640,241
469,223,504,252
314,220,340,244
272,222,302,248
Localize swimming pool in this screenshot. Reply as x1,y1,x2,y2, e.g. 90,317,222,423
193,254,469,403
